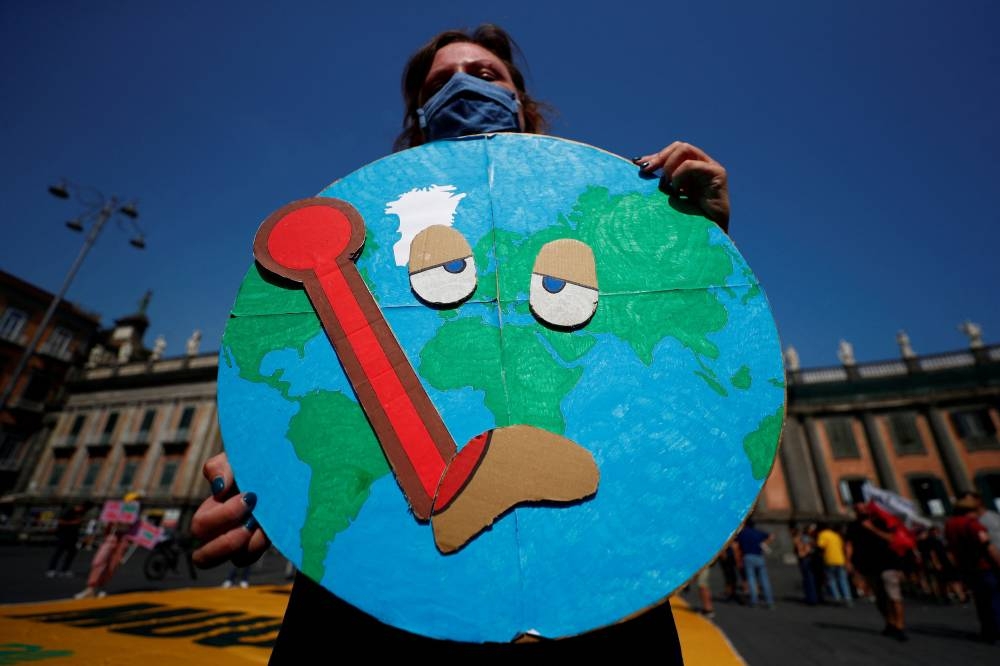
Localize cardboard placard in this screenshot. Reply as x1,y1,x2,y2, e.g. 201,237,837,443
219,134,785,643
129,520,164,550
99,500,140,525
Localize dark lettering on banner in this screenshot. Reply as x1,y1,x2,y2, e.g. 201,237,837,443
194,621,284,648
5,603,280,651
114,612,247,638
10,603,158,624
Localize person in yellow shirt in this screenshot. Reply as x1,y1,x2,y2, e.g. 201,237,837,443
817,523,853,607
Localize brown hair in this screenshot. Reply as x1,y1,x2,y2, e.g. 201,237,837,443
393,24,549,151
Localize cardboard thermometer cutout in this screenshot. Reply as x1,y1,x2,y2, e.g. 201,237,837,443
218,134,785,642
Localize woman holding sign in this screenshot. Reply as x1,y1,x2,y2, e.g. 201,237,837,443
192,24,736,660
74,491,142,599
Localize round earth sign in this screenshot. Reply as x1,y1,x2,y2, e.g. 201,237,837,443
217,134,785,643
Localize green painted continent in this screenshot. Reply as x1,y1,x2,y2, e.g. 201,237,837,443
286,390,389,580
743,406,784,480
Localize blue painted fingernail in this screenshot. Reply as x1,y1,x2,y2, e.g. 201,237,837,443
244,516,259,531
242,492,257,510
632,156,643,163
210,476,225,495
640,161,650,169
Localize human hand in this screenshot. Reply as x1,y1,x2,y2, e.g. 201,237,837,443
633,142,730,233
190,452,270,569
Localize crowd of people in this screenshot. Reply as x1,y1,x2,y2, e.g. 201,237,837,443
690,491,1000,645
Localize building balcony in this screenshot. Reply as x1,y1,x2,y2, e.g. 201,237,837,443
0,330,28,347
120,431,153,447
84,433,115,448
51,435,80,449
161,429,191,445
38,345,74,362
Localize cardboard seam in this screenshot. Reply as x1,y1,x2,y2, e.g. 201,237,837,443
493,282,759,304
486,135,527,634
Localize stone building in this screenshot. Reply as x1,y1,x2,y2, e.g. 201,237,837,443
759,336,1000,522
6,314,999,535
12,338,219,533
0,270,101,495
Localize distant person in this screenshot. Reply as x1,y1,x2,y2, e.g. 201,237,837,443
718,541,744,604
45,502,91,578
816,522,852,607
945,495,1000,643
693,562,716,618
222,564,253,589
735,519,775,608
846,501,908,641
75,492,142,599
790,523,818,605
963,492,1000,551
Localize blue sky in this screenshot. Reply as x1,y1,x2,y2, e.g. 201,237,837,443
2,1,997,367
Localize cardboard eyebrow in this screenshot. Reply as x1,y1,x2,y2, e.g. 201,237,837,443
408,225,474,274
532,239,598,289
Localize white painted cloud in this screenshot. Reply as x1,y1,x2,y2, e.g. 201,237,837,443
385,185,467,266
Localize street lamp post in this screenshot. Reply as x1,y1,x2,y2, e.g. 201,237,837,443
0,182,145,412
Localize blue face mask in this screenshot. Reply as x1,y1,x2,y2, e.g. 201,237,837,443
417,71,521,142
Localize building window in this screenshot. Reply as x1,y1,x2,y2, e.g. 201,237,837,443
41,326,73,359
888,412,924,455
118,459,138,490
0,433,25,468
974,472,1000,513
47,461,66,489
0,307,28,342
908,475,951,517
952,408,999,451
98,412,119,445
21,372,52,404
81,458,104,489
159,460,179,490
138,409,156,439
68,414,86,445
839,477,869,506
175,406,195,441
825,417,859,458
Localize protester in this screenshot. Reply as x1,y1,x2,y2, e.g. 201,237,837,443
945,495,1000,643
190,24,732,659
817,522,852,607
74,492,141,599
694,563,716,618
735,519,775,609
963,492,1000,551
790,523,818,605
846,501,908,641
222,565,252,589
718,541,744,604
45,502,91,578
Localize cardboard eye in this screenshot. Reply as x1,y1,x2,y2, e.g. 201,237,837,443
530,239,598,329
409,225,477,306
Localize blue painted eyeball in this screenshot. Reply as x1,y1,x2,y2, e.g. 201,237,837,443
444,258,468,274
542,275,566,294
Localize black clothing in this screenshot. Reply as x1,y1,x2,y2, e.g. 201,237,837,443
270,573,684,663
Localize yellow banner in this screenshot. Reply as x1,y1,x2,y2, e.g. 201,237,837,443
1,589,742,665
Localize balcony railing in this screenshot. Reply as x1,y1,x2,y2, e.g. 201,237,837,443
84,433,115,447
794,344,997,385
162,429,191,444
120,431,152,446
0,330,28,346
